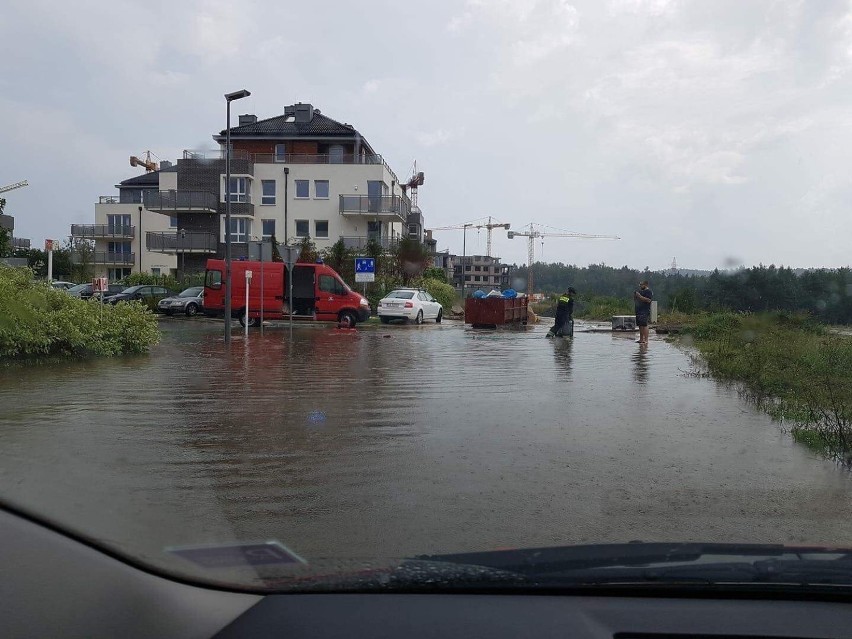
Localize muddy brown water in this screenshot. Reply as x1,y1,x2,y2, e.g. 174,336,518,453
1,319,850,587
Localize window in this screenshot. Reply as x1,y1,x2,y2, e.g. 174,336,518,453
262,219,276,239
206,269,222,289
295,220,309,238
314,180,329,198
314,220,329,238
108,267,131,281
261,180,276,205
274,144,287,162
418,292,428,301
151,268,161,276
408,224,418,238
169,216,178,228
108,241,132,254
229,218,251,243
329,145,345,164
107,214,131,234
319,275,347,295
227,177,250,203
295,180,309,198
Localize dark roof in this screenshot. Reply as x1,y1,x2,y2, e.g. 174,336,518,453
217,111,357,139
118,171,160,188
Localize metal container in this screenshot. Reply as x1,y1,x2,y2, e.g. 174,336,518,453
465,296,529,328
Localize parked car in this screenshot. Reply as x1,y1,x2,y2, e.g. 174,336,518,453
104,285,173,312
66,283,126,300
49,281,77,290
157,287,204,316
377,288,443,324
204,259,370,327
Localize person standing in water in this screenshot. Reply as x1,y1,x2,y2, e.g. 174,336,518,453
546,287,575,338
634,280,653,344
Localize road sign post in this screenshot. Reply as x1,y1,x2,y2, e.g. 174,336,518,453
281,246,301,333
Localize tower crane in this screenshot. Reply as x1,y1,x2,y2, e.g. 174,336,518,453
432,216,511,257
508,223,620,295
130,150,159,172
0,180,29,195
402,161,425,208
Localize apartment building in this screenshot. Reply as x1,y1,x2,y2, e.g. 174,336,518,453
434,252,513,295
1,211,31,250
71,169,177,280
73,103,423,281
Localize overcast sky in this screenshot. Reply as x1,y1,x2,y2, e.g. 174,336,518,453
2,0,852,270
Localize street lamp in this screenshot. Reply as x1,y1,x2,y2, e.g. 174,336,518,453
224,88,251,345
461,223,473,297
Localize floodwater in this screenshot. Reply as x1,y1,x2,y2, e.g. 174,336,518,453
1,319,851,586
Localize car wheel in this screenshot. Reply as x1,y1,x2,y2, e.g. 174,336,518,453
436,309,443,323
379,316,390,324
414,310,423,325
185,303,198,317
339,310,358,327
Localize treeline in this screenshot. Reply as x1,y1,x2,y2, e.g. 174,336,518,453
515,262,852,324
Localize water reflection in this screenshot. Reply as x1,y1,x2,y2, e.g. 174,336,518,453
550,337,573,379
632,342,649,384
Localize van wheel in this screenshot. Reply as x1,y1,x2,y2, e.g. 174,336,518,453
339,311,357,327
238,313,247,327
238,313,260,328
436,309,443,323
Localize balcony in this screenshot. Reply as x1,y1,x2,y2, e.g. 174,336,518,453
143,190,219,214
339,195,410,222
72,251,135,265
340,236,399,250
147,231,218,254
71,224,136,239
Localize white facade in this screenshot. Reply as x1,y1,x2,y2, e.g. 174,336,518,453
217,161,405,249
86,202,176,279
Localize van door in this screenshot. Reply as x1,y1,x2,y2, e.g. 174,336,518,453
314,273,349,321
285,265,316,316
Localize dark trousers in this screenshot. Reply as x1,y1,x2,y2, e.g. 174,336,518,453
549,318,573,337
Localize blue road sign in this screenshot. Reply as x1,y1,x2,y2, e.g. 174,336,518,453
355,257,375,273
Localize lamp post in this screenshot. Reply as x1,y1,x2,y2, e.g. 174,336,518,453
461,223,473,297
224,89,251,345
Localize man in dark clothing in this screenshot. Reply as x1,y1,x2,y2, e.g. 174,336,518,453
547,287,575,338
634,280,653,344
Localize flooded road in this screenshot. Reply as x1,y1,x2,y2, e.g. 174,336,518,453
2,319,851,584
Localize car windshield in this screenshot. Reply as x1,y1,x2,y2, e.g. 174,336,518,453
6,0,852,598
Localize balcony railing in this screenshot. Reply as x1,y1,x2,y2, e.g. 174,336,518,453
143,190,219,214
339,195,410,221
72,251,136,265
146,231,218,254
71,224,136,239
339,236,400,250
11,237,30,249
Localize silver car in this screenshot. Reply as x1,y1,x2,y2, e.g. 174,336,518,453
157,286,204,316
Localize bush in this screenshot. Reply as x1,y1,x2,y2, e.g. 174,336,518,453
0,266,160,360
417,277,457,310
120,272,204,291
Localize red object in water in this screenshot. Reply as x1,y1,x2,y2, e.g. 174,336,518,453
465,296,528,328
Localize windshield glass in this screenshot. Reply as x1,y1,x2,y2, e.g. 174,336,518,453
5,0,852,596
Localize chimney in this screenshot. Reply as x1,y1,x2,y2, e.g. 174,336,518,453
294,103,314,123
238,114,257,127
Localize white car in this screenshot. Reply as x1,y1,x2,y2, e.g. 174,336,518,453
377,288,443,324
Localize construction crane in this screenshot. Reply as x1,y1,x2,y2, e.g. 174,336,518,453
432,216,511,257
508,223,621,295
402,161,425,207
0,180,28,195
129,150,159,172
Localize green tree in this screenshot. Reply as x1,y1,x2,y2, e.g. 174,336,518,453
393,237,429,286
294,236,318,263
423,267,447,283
269,233,283,262
0,228,11,258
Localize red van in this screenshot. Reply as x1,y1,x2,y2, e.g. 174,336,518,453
203,259,371,326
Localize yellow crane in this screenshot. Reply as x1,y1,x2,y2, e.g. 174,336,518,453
129,151,159,172
508,223,621,295
432,216,511,257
